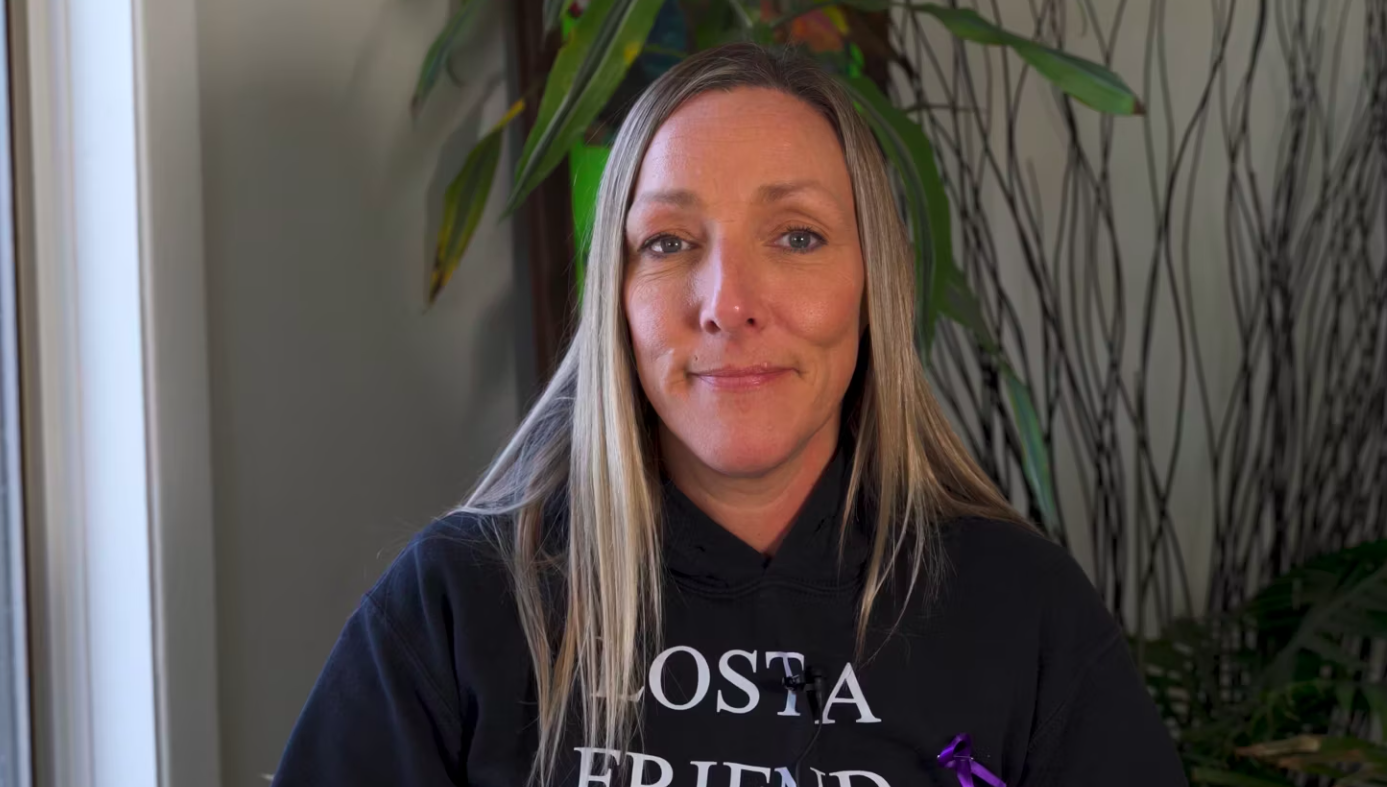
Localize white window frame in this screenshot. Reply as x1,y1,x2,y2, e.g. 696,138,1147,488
11,0,221,783
0,0,32,784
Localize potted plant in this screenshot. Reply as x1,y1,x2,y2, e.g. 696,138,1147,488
410,0,1143,530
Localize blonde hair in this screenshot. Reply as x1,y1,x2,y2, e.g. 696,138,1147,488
457,42,1020,786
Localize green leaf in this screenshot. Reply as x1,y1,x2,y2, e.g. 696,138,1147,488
722,0,755,29
543,0,567,34
935,259,995,352
1302,633,1369,672
837,75,951,351
430,99,526,305
838,75,992,354
1336,681,1358,718
507,0,663,215
1189,768,1294,787
906,4,1143,115
1009,40,1145,116
748,20,777,45
1254,541,1387,686
1238,735,1387,772
690,1,737,50
1362,683,1387,723
1002,367,1058,532
908,4,1010,45
839,72,1059,531
411,0,487,119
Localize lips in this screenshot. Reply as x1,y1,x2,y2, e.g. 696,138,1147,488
691,365,792,391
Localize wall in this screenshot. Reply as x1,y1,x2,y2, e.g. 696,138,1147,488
195,1,524,783
895,0,1378,622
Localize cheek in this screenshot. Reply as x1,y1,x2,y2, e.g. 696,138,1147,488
786,263,865,352
787,263,865,403
623,275,679,376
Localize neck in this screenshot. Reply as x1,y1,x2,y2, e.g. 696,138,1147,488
660,416,841,556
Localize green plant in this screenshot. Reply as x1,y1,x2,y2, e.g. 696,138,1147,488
1138,540,1387,785
1235,735,1387,785
411,0,1143,529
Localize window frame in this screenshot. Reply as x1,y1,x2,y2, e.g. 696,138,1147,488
9,0,221,783
0,0,31,783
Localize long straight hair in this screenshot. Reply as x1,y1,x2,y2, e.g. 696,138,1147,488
456,43,1020,785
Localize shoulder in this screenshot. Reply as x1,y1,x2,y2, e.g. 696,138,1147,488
936,515,1067,570
933,516,1121,651
350,510,536,695
936,515,1082,600
929,517,1126,718
364,510,517,640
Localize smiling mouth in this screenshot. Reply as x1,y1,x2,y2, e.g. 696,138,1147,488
691,365,792,391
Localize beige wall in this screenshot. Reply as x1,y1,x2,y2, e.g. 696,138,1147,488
195,1,522,783
897,0,1371,617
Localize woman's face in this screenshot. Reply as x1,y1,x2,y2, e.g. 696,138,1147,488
623,87,866,478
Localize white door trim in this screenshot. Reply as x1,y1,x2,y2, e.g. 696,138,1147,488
133,0,223,783
11,0,221,782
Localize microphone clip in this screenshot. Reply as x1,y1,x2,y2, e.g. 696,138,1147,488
782,668,827,719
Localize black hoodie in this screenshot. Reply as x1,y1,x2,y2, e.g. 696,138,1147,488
271,445,1187,786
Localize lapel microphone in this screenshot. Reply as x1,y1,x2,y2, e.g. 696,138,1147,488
782,667,827,720
782,665,827,785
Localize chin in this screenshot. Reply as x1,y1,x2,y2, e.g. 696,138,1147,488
683,428,802,478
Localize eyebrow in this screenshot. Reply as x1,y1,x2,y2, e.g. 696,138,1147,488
629,180,843,215
630,189,701,209
754,179,837,206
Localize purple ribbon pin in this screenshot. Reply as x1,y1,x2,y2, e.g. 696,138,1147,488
937,733,1006,787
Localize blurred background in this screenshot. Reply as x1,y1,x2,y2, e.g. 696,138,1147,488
2,0,1385,786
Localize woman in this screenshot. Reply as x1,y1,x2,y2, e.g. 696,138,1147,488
272,43,1185,787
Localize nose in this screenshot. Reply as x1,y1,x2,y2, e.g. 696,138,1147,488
697,237,764,335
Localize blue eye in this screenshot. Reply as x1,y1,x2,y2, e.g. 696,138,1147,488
644,235,688,255
781,228,824,252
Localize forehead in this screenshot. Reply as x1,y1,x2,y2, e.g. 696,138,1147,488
632,87,854,205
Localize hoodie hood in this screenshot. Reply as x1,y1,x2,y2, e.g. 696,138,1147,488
660,441,873,592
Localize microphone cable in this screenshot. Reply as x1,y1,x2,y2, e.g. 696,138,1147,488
781,665,826,786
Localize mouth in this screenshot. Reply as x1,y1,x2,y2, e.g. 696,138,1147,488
690,364,793,391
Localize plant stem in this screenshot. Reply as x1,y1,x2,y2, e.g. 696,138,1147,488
723,0,755,29
642,43,688,59
898,100,980,113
